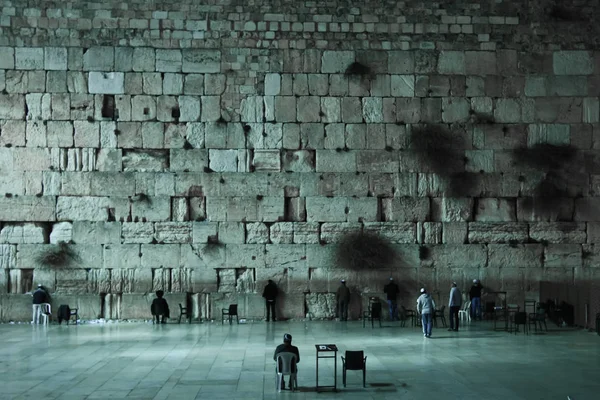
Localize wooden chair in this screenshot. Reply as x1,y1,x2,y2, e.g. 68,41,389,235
222,304,239,324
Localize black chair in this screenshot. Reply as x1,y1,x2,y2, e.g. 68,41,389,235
341,350,367,388
222,304,239,324
528,307,548,332
513,311,528,335
401,305,417,327
178,303,191,324
433,305,447,328
362,301,382,328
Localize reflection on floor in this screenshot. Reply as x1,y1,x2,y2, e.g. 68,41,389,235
0,320,598,399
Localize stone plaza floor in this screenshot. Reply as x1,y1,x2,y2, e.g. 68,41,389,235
0,319,598,400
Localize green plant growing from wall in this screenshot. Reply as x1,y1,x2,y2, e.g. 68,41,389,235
336,231,398,270
35,241,80,268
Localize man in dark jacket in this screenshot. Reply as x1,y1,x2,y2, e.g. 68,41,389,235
274,333,300,390
336,279,350,321
384,277,400,321
151,290,170,324
469,279,483,320
32,284,49,324
262,279,279,321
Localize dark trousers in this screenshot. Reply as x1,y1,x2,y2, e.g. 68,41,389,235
449,306,460,330
266,300,276,321
339,301,349,321
155,314,166,324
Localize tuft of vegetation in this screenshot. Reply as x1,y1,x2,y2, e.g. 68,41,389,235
336,231,398,270
131,193,151,204
35,242,80,267
418,245,430,260
344,61,371,76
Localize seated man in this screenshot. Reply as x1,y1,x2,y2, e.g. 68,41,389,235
150,290,170,324
273,333,300,390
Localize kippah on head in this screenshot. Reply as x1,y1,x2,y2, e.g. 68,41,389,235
389,277,393,280
420,288,425,293
341,279,345,283
284,333,292,342
473,279,478,283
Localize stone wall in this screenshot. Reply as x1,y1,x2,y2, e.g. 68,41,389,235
1,0,600,321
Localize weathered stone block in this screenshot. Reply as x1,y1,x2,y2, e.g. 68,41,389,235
0,94,26,119
382,197,430,222
553,51,593,75
529,222,586,244
431,198,473,222
306,197,347,222
155,222,192,243
544,244,582,268
49,222,72,244
390,75,415,97
321,51,354,73
362,222,415,243
131,196,170,222
488,244,543,268
0,223,46,244
88,72,125,94
442,222,467,244
156,49,182,73
253,149,281,171
438,51,465,74
0,196,55,222
429,244,487,269
245,222,269,244
293,223,319,244
474,198,516,222
182,49,220,73
468,222,528,243
15,47,43,70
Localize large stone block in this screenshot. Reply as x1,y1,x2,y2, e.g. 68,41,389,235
429,244,487,269
468,222,529,243
474,198,516,222
315,150,356,172
155,222,192,243
0,223,46,244
544,244,582,268
488,244,543,268
0,244,17,269
0,196,55,222
305,293,336,319
88,72,124,94
438,51,465,74
131,196,170,222
72,221,121,244
0,94,26,119
431,198,474,222
15,48,43,70
170,149,208,172
382,197,430,222
529,223,586,244
363,222,416,243
182,49,220,73
553,51,593,75
321,51,355,73
306,197,348,222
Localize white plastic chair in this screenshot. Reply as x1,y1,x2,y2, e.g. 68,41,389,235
40,303,52,325
275,352,298,392
458,300,471,322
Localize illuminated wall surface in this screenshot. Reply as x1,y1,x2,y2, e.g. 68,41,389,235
1,0,600,321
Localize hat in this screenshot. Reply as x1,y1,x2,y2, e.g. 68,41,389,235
283,333,292,342
420,288,426,293
37,284,42,287
452,282,457,287
389,277,394,281
341,279,346,283
473,279,478,283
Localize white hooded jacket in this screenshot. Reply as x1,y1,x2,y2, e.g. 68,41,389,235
417,293,436,314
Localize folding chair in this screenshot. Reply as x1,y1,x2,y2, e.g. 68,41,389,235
342,350,367,388
222,304,239,324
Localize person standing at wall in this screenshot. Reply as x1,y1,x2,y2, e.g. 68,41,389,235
336,279,350,321
262,279,279,322
448,282,462,332
470,279,483,320
32,284,49,325
417,288,436,338
384,277,400,321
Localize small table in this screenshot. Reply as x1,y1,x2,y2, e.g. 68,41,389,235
315,344,338,392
